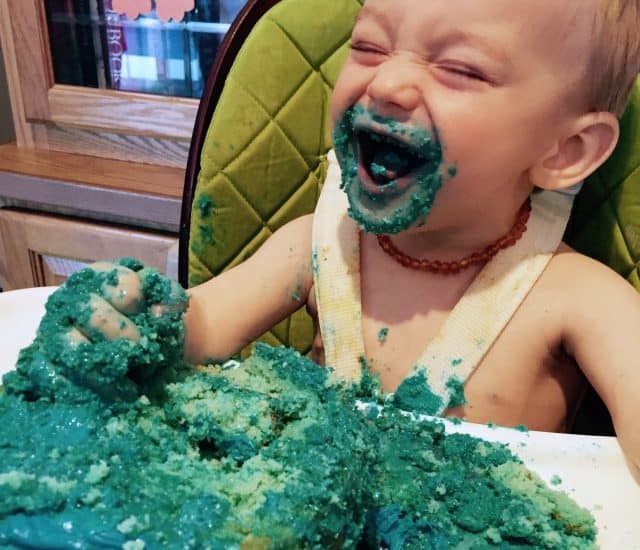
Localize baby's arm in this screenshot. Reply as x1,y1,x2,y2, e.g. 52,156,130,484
57,214,313,366
562,256,640,483
183,214,314,363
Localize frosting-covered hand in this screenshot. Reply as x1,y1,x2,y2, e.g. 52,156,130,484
3,258,188,402
71,260,186,345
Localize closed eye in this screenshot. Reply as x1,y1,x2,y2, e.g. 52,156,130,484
439,64,489,82
350,40,388,56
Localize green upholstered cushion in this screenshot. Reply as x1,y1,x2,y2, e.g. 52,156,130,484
566,78,640,290
188,0,364,354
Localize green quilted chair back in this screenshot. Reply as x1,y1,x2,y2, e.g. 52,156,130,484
183,0,364,354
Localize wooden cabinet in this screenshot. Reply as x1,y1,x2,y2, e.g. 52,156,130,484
0,142,184,289
0,1,240,289
0,0,203,167
0,209,177,290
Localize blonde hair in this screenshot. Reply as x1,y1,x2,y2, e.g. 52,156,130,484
588,0,640,115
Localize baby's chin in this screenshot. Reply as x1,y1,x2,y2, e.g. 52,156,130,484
343,172,439,235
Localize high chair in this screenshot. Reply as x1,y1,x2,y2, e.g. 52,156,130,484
178,0,640,434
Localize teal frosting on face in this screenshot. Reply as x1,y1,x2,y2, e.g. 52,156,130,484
333,104,445,234
370,162,389,178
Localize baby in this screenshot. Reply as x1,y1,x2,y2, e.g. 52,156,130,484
60,0,640,480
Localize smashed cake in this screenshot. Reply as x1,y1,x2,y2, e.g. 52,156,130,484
0,263,597,548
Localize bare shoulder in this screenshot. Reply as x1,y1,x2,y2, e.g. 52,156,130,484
252,213,314,258
540,242,640,397
545,250,640,477
537,242,640,329
544,242,639,304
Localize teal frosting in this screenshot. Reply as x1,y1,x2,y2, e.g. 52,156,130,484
3,259,187,404
0,265,597,548
199,224,216,246
333,104,444,234
0,344,374,549
197,195,215,218
445,376,467,408
392,369,444,416
392,370,466,414
362,408,597,549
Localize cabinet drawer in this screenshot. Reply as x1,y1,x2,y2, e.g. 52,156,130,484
0,208,177,290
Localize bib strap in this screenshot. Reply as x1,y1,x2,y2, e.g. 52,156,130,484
313,151,574,406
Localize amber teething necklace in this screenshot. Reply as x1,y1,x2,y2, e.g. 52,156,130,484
376,198,532,275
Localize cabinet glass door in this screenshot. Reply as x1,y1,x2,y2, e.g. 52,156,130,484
43,0,247,98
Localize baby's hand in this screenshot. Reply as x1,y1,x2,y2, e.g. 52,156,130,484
67,261,186,346
4,258,189,402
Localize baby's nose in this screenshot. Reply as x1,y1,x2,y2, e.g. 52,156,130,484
366,59,421,113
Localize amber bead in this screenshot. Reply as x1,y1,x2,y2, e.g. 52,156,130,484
376,197,532,275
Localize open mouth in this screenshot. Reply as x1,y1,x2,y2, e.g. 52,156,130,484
356,129,430,188
333,104,446,234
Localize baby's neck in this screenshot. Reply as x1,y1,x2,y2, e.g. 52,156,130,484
387,198,532,263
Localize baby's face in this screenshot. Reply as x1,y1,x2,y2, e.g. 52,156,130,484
331,0,595,234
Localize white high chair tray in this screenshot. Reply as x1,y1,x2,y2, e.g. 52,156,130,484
0,287,638,549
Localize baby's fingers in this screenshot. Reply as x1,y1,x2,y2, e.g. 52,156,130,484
63,327,90,348
82,293,141,342
91,261,145,315
138,267,188,316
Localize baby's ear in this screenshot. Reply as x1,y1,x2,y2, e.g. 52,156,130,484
529,112,619,191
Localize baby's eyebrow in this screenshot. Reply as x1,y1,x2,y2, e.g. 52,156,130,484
432,29,511,67
354,3,394,34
